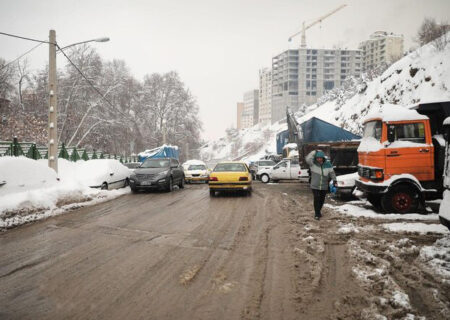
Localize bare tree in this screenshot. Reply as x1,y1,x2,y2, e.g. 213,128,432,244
416,17,449,50
16,59,31,110
0,58,15,100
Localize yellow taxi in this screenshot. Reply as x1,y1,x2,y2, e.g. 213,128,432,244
208,161,252,196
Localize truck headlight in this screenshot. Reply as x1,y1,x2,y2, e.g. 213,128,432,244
370,169,384,181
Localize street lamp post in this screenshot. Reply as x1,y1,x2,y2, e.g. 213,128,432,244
47,31,109,173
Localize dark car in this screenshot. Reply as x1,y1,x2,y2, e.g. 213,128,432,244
129,157,184,192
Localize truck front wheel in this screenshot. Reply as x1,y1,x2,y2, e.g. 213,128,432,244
381,185,419,213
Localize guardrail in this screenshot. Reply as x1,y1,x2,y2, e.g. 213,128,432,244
0,137,139,163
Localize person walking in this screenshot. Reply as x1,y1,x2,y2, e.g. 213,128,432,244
305,150,337,220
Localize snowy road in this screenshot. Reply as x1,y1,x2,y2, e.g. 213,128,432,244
0,182,448,319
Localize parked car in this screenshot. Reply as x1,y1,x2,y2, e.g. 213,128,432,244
123,162,141,172
130,157,184,192
259,158,308,183
209,161,252,196
183,160,209,183
76,159,131,190
335,172,358,199
249,160,276,180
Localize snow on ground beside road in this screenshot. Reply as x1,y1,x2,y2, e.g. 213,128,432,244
382,222,448,234
325,201,439,221
419,234,450,282
0,156,129,229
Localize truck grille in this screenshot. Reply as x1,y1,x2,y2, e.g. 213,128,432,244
358,166,371,179
136,174,156,180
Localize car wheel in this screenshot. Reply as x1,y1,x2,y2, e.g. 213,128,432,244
209,190,215,197
166,178,173,192
261,174,270,184
247,189,252,196
130,185,138,193
179,176,185,189
124,178,130,187
381,185,419,213
101,182,108,190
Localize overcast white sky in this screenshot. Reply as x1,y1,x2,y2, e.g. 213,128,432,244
1,0,450,141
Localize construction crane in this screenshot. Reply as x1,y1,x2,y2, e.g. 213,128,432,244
288,4,347,48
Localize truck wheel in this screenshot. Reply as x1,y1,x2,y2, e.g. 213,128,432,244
367,194,382,210
381,185,419,213
261,174,270,184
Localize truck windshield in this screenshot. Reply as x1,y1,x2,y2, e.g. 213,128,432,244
363,121,382,141
141,159,170,168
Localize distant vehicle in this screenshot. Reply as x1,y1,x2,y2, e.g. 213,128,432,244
183,160,209,183
356,101,450,213
130,157,184,192
335,172,358,199
209,161,252,196
249,160,276,180
439,116,450,230
259,158,308,183
123,162,141,172
77,159,130,190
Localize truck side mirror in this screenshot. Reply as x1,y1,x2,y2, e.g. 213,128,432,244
387,125,395,143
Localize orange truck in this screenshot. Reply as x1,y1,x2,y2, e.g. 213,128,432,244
355,101,450,213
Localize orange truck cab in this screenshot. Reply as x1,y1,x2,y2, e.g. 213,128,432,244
355,101,450,213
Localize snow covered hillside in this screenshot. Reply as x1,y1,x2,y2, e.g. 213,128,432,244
200,35,450,162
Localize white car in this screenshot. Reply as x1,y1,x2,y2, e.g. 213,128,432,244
335,172,358,199
183,160,209,183
76,159,131,190
259,158,308,183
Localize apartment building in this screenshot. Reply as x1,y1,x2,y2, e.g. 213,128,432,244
236,102,244,130
241,90,259,129
298,48,362,106
258,68,272,125
359,31,404,71
271,50,299,123
271,48,361,123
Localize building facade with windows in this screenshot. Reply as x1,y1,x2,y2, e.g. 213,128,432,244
359,31,404,71
298,48,362,106
271,48,361,123
271,50,299,123
258,68,272,125
242,90,259,129
236,102,244,130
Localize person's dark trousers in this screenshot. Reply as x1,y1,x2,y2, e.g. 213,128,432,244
312,189,327,217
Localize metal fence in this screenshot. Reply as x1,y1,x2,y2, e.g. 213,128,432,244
0,137,139,163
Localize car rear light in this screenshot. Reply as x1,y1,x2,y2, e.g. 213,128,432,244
239,177,248,181
298,171,301,175
209,177,218,181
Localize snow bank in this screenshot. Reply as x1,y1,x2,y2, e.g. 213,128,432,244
382,222,448,234
0,157,129,229
440,190,450,221
326,202,439,221
419,234,450,281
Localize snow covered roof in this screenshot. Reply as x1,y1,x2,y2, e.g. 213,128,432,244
363,104,429,123
182,159,205,166
444,117,450,126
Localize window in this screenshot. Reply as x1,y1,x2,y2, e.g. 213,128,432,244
393,123,426,143
323,81,334,90
214,163,247,172
274,162,287,169
363,121,382,140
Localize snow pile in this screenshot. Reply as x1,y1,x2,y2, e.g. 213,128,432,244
325,202,439,221
0,157,129,229
337,223,360,234
440,190,450,221
419,234,450,282
382,222,448,234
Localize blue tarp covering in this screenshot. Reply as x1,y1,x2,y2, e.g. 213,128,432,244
299,117,361,143
276,130,289,155
138,145,179,162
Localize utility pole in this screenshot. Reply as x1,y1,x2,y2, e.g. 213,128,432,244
48,30,58,172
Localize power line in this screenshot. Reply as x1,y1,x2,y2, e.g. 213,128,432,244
0,42,43,71
0,31,50,44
